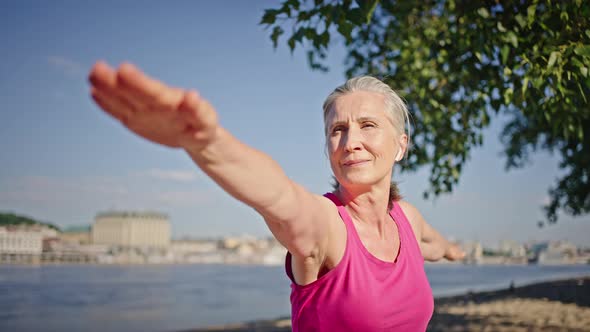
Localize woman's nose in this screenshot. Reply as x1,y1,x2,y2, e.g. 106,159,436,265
343,128,362,152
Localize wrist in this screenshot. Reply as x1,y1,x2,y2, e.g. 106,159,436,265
184,125,223,156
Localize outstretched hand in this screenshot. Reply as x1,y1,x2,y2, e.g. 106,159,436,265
444,243,466,261
88,61,219,152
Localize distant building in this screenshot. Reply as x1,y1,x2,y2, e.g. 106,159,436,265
60,230,91,245
537,241,578,265
0,226,43,254
92,211,170,248
261,243,287,265
463,241,483,264
170,239,218,254
499,240,526,258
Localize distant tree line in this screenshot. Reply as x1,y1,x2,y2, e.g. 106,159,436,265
0,212,61,232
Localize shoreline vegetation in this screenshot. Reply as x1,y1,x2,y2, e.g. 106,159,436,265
182,276,590,332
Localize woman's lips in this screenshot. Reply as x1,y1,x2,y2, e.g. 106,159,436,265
343,160,369,167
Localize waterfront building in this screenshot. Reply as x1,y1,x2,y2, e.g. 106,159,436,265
170,239,218,254
463,241,483,264
92,211,170,247
220,236,242,250
261,244,288,265
60,226,91,245
0,227,43,254
499,240,527,258
537,241,579,265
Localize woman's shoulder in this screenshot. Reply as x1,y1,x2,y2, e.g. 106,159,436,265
396,200,424,242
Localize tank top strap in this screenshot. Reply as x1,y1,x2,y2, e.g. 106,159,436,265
390,201,423,259
323,193,358,237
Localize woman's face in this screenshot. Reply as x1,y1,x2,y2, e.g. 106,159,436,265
326,91,406,190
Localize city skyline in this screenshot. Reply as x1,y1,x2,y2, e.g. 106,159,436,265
1,2,589,247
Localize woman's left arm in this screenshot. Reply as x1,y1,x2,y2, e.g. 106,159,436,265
398,201,465,262
420,221,465,261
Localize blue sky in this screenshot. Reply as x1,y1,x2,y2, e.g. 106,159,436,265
1,1,588,247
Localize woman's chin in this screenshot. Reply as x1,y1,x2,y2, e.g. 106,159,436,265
338,177,375,189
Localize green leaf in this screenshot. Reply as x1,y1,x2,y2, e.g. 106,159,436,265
347,8,364,25
586,30,590,39
451,167,459,180
506,32,518,48
560,10,569,22
527,5,536,26
477,7,490,18
522,77,529,96
429,99,441,108
260,9,278,25
503,88,514,104
270,26,284,48
288,37,296,52
547,51,559,70
497,22,507,32
579,82,588,103
574,45,590,57
501,45,509,64
475,51,483,62
581,67,588,78
544,110,551,122
515,14,526,28
572,57,584,68
337,21,354,41
319,31,330,48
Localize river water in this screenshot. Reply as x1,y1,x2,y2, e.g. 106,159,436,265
1,263,589,332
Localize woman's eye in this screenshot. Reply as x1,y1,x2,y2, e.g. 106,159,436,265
362,123,375,129
332,126,344,134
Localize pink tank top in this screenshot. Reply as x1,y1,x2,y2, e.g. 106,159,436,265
285,193,434,331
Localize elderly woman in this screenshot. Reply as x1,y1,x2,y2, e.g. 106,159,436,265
88,62,464,331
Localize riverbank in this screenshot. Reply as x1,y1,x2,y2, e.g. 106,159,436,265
185,276,590,332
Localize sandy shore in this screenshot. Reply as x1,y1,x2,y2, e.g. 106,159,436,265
182,276,590,332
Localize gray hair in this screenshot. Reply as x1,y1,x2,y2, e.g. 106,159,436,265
322,76,411,159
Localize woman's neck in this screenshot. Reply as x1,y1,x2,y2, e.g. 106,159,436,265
336,182,392,238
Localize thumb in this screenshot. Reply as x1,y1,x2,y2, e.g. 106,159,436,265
178,90,218,132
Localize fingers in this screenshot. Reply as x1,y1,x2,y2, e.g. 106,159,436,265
90,87,135,124
89,61,184,117
89,61,138,123
116,63,184,111
88,61,115,88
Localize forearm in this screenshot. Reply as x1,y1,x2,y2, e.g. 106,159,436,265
420,220,454,261
420,231,452,261
185,126,298,221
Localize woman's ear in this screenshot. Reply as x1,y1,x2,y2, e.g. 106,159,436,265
395,134,408,162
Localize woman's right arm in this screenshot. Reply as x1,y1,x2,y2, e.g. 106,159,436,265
186,127,335,259
88,61,334,260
